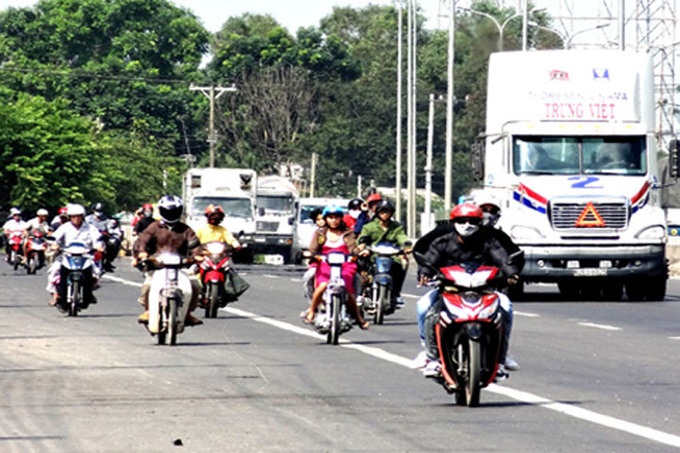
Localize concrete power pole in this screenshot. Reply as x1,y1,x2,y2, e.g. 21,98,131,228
190,84,237,167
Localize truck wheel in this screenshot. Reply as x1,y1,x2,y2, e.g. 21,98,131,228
625,280,645,301
601,281,623,301
644,275,667,301
558,281,579,300
507,282,524,301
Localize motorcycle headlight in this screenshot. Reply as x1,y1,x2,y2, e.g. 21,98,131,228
462,291,481,304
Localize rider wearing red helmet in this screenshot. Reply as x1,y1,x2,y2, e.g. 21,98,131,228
353,192,383,235
415,202,521,378
133,203,156,236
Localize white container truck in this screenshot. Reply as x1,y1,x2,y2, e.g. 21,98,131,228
253,175,299,263
182,168,257,260
476,50,669,301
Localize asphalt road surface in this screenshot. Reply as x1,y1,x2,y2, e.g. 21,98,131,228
2,258,680,452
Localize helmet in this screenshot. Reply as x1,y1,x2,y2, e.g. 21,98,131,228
322,205,344,218
58,206,68,216
474,193,502,227
158,195,183,225
205,204,225,225
366,193,382,205
66,204,86,217
204,204,225,217
37,208,48,217
92,202,105,215
142,203,153,210
10,207,21,216
450,202,483,238
348,198,364,210
375,200,395,215
109,218,120,228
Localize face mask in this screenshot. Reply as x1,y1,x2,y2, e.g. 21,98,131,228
454,222,479,237
349,209,361,219
482,212,499,227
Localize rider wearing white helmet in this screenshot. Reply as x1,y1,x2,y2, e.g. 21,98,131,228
47,204,105,308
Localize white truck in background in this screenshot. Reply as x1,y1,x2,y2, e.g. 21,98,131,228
182,168,257,261
253,175,299,264
475,50,669,301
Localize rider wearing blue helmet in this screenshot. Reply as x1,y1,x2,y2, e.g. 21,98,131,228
304,204,369,329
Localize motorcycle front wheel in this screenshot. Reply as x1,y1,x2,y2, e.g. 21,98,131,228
327,294,341,345
68,281,80,317
374,285,389,325
205,282,220,319
465,339,482,407
168,296,178,346
27,256,36,275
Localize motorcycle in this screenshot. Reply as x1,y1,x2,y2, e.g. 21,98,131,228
25,231,47,274
59,242,97,317
359,242,407,325
142,252,194,346
199,241,233,319
307,252,355,345
427,261,507,407
6,233,24,270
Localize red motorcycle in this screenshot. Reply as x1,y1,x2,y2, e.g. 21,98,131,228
199,241,234,318
25,231,48,274
430,261,507,407
6,233,24,271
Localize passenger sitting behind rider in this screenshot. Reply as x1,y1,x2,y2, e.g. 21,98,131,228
417,202,520,377
304,205,369,330
133,195,203,327
356,200,412,308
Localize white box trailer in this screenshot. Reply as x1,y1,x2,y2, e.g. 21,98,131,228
478,50,668,301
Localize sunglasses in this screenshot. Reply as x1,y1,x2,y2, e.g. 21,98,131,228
453,217,481,225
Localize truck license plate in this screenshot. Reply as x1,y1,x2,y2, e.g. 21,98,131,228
573,268,608,277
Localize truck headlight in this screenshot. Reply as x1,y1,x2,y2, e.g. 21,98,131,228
510,225,545,240
635,225,666,240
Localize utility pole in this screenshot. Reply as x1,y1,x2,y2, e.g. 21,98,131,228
190,84,237,167
444,0,455,210
310,152,317,198
395,0,403,222
426,94,444,234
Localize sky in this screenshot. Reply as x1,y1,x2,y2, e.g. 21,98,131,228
1,0,442,33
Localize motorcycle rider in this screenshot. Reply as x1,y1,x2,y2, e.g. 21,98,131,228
356,200,412,309
47,204,104,308
3,207,28,262
85,202,109,231
417,202,520,378
343,198,364,231
25,208,51,264
303,205,369,330
133,195,203,327
50,207,69,232
133,203,155,236
300,208,326,312
353,193,382,234
104,217,123,271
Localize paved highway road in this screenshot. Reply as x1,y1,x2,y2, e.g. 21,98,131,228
1,259,680,452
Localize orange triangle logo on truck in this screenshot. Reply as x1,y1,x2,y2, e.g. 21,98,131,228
575,202,606,227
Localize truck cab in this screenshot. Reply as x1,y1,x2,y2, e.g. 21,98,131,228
478,50,669,301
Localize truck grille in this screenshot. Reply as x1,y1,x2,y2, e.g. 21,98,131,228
550,202,628,229
256,221,279,232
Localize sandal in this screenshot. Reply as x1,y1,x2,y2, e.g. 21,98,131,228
303,316,315,325
358,320,370,330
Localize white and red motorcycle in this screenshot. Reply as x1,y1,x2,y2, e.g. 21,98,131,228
429,261,508,407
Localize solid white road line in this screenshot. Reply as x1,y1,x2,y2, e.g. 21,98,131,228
107,274,680,448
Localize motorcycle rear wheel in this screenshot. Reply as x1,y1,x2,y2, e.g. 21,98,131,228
11,251,19,271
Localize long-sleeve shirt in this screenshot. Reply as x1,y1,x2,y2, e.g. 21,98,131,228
52,221,103,250
357,217,410,247
134,220,200,258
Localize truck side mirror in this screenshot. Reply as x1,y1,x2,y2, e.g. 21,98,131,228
669,138,680,178
257,207,265,217
471,141,485,181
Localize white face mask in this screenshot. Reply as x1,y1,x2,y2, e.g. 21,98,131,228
349,209,361,219
482,212,499,227
454,221,480,237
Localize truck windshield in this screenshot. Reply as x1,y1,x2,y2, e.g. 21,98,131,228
257,195,295,213
191,197,253,219
513,136,647,176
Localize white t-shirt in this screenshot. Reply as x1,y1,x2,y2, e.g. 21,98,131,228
2,218,28,237
52,221,103,250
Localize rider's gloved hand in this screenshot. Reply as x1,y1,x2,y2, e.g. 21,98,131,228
507,274,520,285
